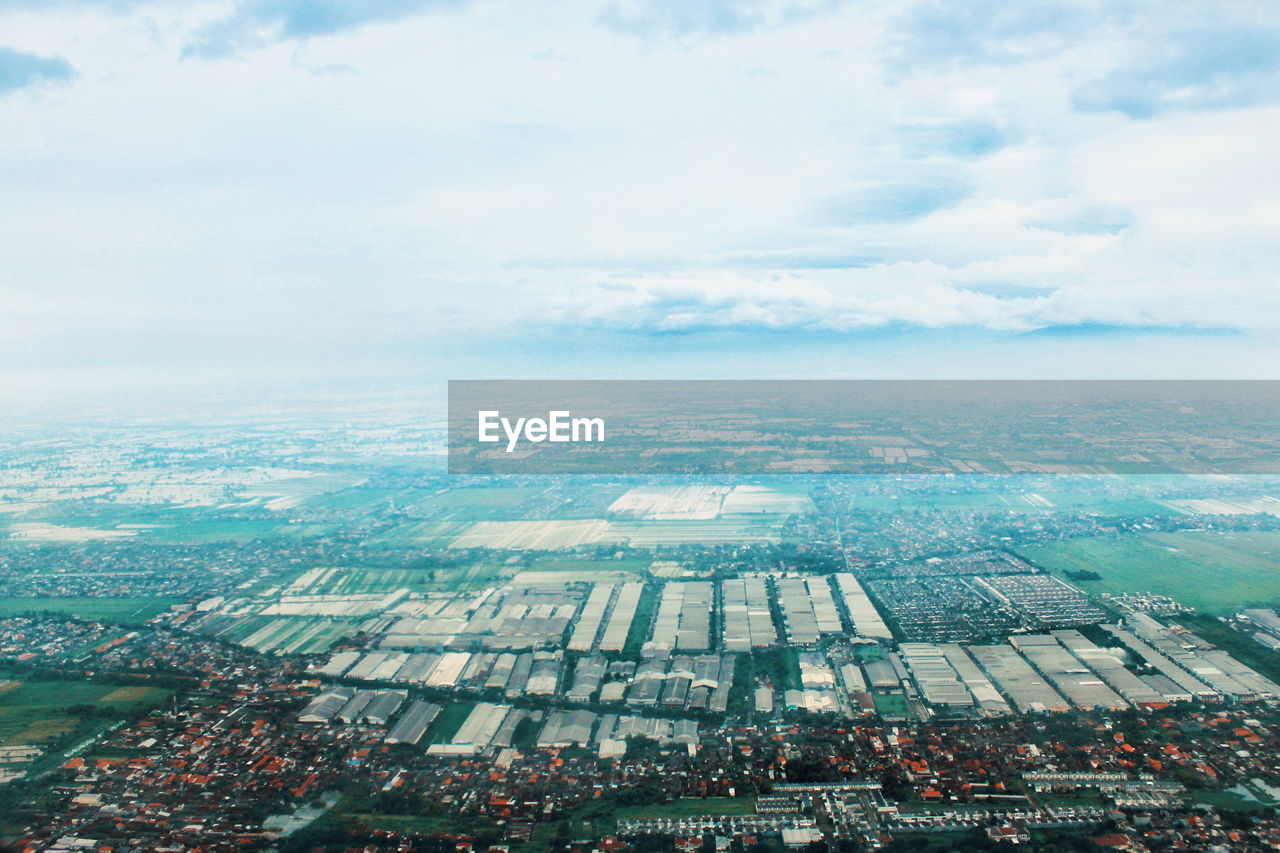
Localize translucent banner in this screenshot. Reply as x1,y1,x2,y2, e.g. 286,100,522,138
447,380,1280,475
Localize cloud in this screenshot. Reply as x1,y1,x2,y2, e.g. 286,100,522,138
1025,205,1134,236
183,0,468,58
1073,25,1280,117
894,118,1017,159
0,46,74,95
809,180,972,225
886,0,1105,70
2,0,1279,389
598,0,853,39
538,269,1051,333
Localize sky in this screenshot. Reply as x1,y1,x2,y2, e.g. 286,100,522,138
2,0,1279,414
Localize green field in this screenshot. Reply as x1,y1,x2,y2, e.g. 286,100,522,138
511,557,649,585
1174,614,1280,684
602,519,783,546
0,674,172,780
872,691,911,720
850,491,1178,516
408,487,545,520
366,521,472,548
424,702,474,745
1020,531,1280,614
283,566,444,595
0,597,179,624
621,584,657,659
143,518,337,544
614,797,757,822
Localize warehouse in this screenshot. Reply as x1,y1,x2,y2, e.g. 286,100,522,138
371,652,408,682
537,709,597,747
345,652,390,681
568,583,614,651
317,651,360,678
385,700,440,745
832,574,893,641
645,582,713,655
862,659,899,691
1009,635,1125,711
361,690,407,726
939,644,1012,716
526,652,562,695
807,577,842,634
709,655,736,713
428,702,511,755
504,653,534,698
774,578,821,645
425,651,471,688
567,655,607,702
721,577,776,650
1051,630,1166,707
899,643,973,707
598,582,642,651
1104,623,1217,701
491,708,539,748
485,652,517,691
299,687,354,723
966,644,1069,713
335,690,376,723
395,652,440,684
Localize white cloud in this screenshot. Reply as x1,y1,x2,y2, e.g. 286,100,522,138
0,0,1277,392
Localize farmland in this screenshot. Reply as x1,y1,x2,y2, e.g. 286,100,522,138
212,615,353,656
1020,531,1280,614
0,597,179,624
601,519,783,546
447,520,609,550
0,673,172,782
848,491,1179,516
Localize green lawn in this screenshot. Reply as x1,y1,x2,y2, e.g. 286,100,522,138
1175,614,1280,684
424,702,474,745
615,797,757,822
620,584,657,659
849,492,1177,516
1020,531,1280,614
409,487,545,520
0,597,179,624
0,673,173,786
872,691,911,719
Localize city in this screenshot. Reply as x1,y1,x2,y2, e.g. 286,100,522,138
4,423,1280,851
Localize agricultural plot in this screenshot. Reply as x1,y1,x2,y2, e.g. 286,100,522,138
607,485,814,520
230,617,352,656
1021,531,1280,614
8,522,139,542
281,567,442,595
236,472,367,510
510,558,650,586
720,486,814,515
407,487,545,520
0,597,179,624
141,517,336,544
608,486,730,520
305,487,421,511
366,521,471,547
601,519,783,546
208,614,352,655
848,491,1176,516
447,520,609,550
0,674,172,779
1159,495,1280,517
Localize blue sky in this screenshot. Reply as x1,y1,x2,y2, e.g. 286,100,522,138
1,0,1278,411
